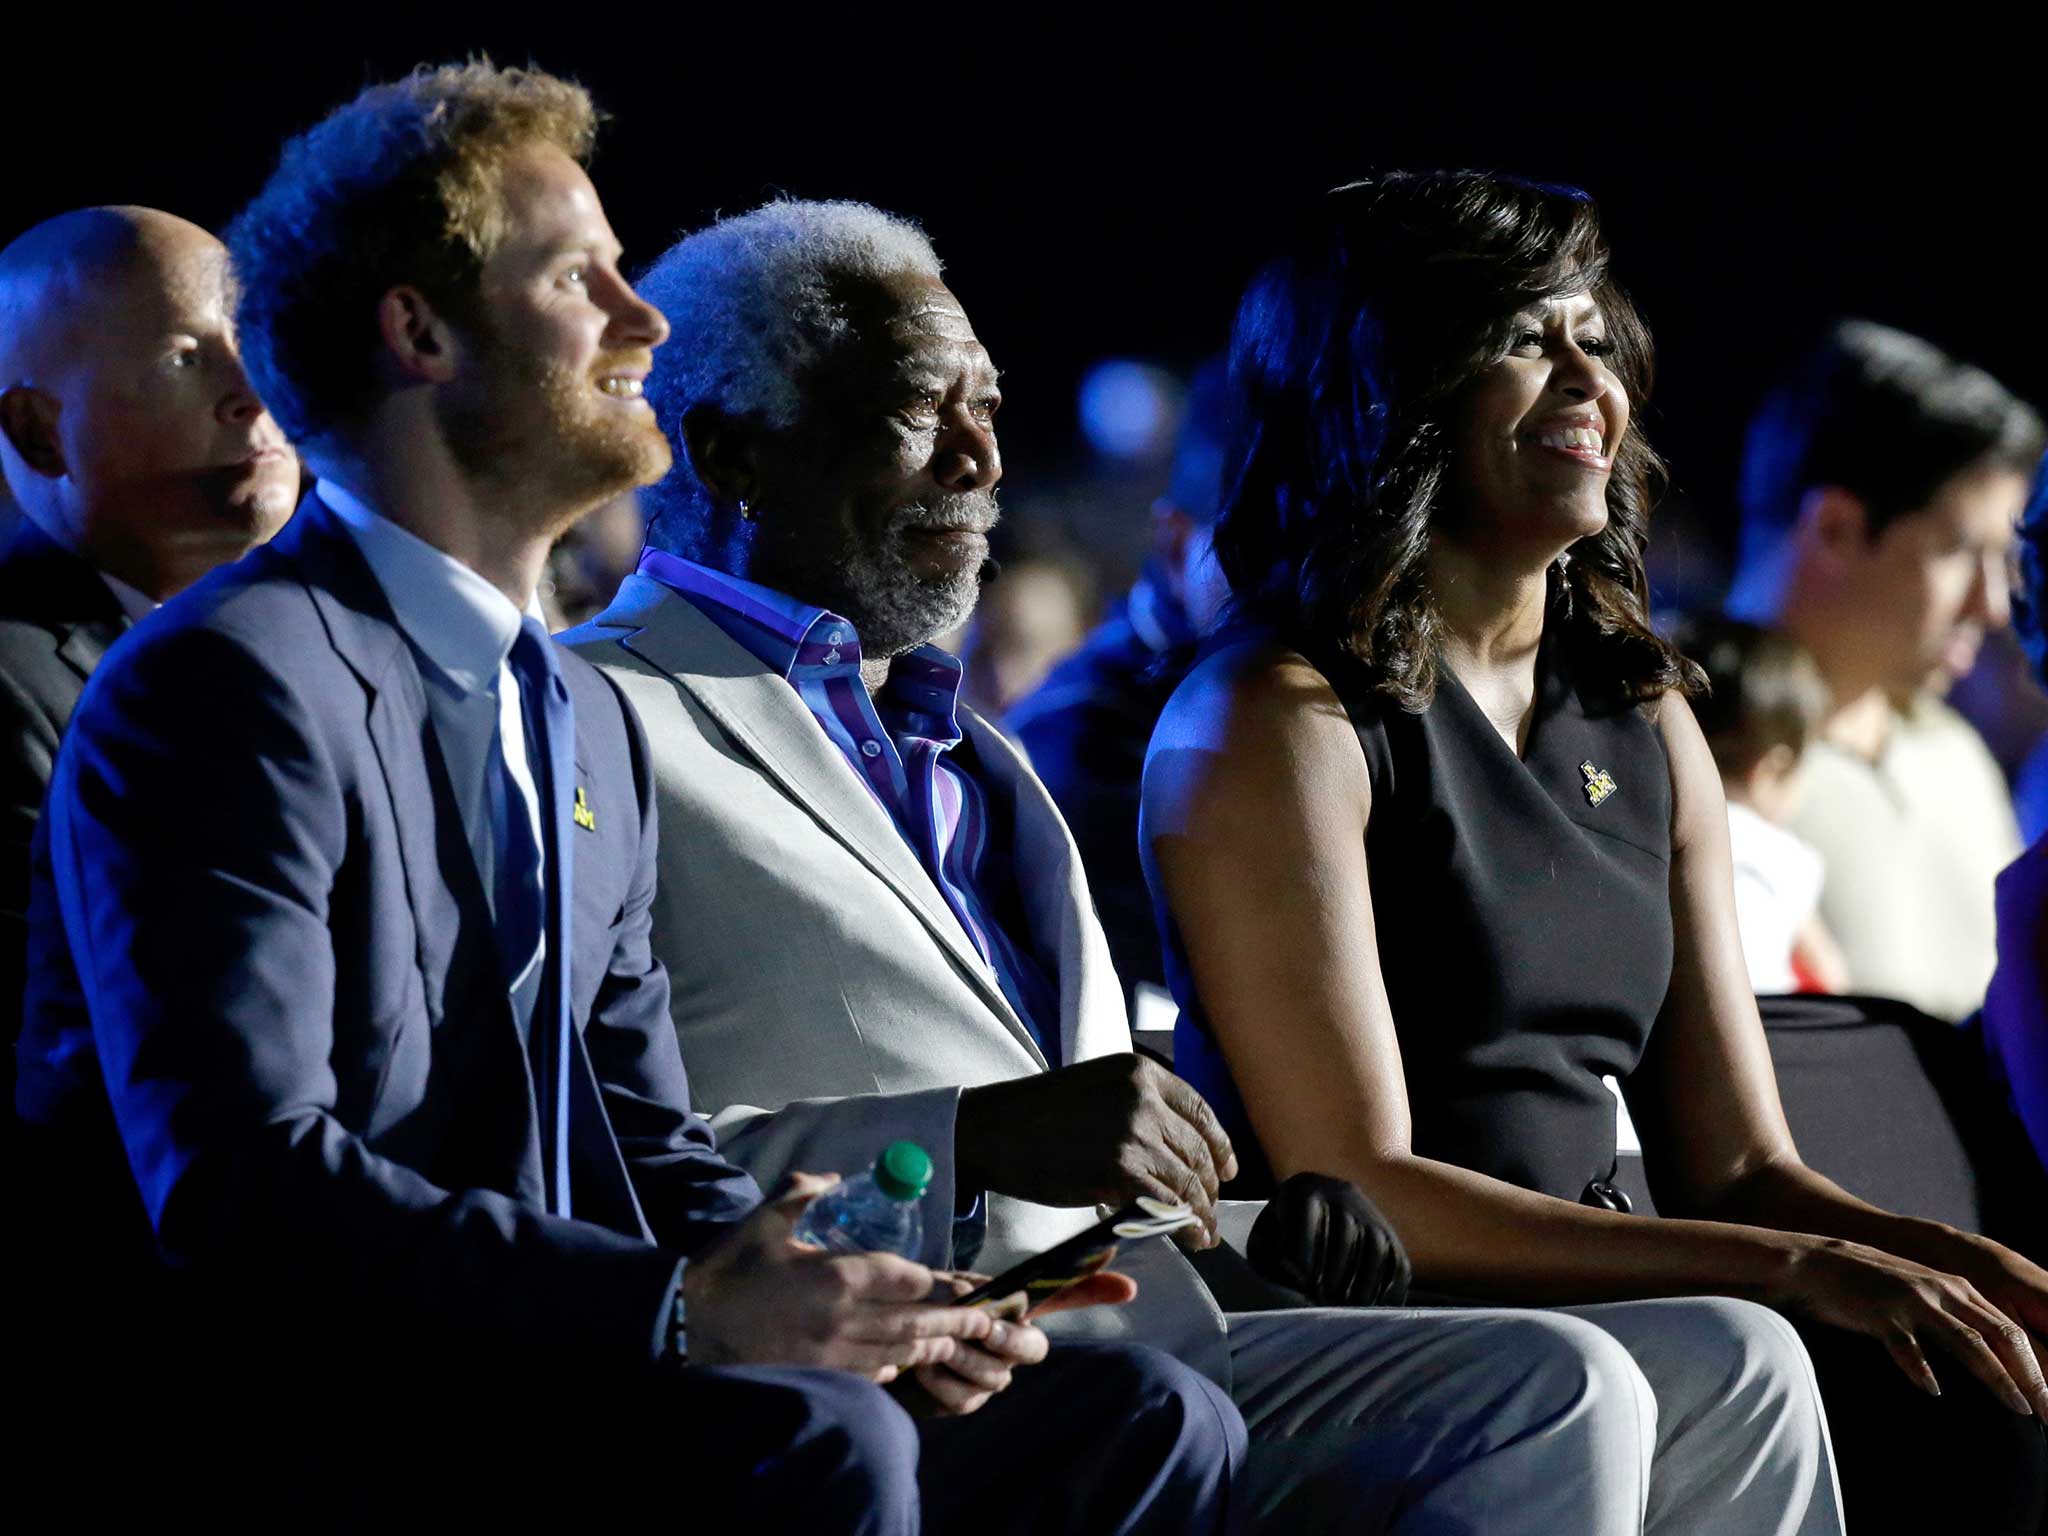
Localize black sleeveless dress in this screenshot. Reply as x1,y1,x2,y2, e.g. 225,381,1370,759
1167,616,1675,1204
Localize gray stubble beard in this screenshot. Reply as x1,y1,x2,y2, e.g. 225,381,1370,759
829,491,999,659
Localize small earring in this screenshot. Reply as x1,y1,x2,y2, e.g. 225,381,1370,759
1552,555,1574,619
737,498,755,522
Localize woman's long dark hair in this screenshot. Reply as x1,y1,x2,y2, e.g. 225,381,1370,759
1212,171,1702,709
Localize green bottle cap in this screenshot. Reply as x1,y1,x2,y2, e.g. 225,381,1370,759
874,1140,933,1201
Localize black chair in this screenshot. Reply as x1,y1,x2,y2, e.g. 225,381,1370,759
1624,993,2046,1261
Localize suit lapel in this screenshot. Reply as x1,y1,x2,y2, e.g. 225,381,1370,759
554,695,654,1239
56,615,126,684
599,575,1048,1067
0,519,131,686
960,712,1127,1068
291,497,492,1016
287,495,548,1205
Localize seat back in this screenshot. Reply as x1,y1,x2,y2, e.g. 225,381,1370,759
1630,994,2044,1258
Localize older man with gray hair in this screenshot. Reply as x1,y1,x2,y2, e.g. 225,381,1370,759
563,200,1842,1533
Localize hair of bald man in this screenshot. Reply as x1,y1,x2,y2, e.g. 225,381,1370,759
635,198,943,559
0,206,184,382
0,207,223,511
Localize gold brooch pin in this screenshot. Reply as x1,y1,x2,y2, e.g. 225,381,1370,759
572,786,596,831
1580,761,1617,807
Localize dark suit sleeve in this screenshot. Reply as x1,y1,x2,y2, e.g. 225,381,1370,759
585,668,762,1251
50,625,689,1367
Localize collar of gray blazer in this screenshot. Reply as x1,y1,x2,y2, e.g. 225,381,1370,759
590,570,1066,1069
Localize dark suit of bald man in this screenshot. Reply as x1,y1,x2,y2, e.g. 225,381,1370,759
0,516,130,1143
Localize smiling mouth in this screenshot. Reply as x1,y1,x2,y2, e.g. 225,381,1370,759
596,376,645,401
1526,422,1611,470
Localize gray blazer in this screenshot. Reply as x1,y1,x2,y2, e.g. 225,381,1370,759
563,573,1233,1383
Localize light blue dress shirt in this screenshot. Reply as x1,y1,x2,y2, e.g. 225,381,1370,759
318,480,548,996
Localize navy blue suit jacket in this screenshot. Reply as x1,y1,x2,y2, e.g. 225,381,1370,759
18,493,759,1366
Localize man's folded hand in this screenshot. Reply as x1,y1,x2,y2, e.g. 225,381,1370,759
683,1173,998,1380
957,1053,1238,1247
891,1271,1051,1417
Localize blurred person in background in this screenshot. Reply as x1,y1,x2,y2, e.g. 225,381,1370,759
951,518,1098,716
1673,615,1847,994
540,486,645,630
1009,360,1231,1003
0,206,298,1137
1986,450,2048,1187
1726,322,2044,1022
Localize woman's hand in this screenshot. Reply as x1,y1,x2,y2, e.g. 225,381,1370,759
1778,1233,2048,1416
1898,1227,2048,1355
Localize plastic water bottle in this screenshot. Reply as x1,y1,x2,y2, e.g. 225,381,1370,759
792,1140,933,1258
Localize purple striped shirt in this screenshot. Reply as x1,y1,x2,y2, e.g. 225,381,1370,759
640,550,1062,1062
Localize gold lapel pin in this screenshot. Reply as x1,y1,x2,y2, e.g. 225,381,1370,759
573,786,596,831
1580,760,1617,807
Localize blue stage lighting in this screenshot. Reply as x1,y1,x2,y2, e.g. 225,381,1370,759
1079,360,1177,462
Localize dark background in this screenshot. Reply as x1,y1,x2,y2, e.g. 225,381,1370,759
8,4,2043,596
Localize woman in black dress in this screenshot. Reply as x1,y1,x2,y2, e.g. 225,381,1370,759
1144,172,2048,1531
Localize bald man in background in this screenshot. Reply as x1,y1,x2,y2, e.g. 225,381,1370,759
0,206,298,1126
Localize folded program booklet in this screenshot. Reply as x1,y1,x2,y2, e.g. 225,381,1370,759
954,1197,1200,1316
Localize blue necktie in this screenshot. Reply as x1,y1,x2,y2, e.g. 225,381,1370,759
505,618,575,1219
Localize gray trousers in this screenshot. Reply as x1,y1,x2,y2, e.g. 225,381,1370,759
1226,1295,1844,1534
